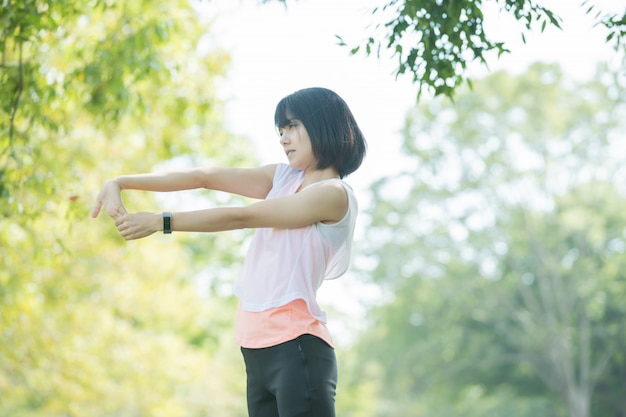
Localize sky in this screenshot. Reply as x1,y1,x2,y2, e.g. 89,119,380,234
195,0,623,344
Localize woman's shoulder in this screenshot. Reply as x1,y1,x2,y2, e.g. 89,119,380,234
304,178,355,196
274,163,304,183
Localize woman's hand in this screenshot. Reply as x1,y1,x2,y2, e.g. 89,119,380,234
91,180,127,220
92,179,161,240
115,212,161,241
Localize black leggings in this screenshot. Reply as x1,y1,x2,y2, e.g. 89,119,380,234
240,334,337,417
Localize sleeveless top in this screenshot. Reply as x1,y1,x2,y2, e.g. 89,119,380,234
233,163,358,324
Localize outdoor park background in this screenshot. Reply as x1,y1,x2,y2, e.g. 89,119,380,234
1,0,625,416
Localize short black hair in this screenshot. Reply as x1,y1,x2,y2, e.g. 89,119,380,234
274,87,367,178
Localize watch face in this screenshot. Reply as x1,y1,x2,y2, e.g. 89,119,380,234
163,212,172,234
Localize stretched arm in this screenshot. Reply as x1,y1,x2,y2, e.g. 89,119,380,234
91,164,277,219
114,181,349,241
112,165,277,197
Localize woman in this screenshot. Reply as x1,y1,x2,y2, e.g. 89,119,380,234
92,87,367,417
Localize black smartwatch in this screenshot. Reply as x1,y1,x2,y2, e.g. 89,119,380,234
163,212,172,234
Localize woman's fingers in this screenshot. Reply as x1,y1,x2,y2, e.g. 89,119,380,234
91,200,103,218
107,203,127,220
114,212,155,241
114,216,122,228
114,217,133,240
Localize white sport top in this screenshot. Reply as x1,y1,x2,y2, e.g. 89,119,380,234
233,163,358,322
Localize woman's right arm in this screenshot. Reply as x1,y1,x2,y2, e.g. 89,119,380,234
92,164,277,219
115,165,277,199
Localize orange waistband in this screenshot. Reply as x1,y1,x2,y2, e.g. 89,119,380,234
235,298,334,349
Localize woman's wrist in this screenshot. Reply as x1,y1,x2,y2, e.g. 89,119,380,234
112,177,124,190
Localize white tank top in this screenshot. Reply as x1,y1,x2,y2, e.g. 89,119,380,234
233,163,358,322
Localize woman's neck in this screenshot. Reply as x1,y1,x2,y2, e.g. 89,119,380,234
298,167,340,191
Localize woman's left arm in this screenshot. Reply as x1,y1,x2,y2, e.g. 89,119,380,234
114,181,348,240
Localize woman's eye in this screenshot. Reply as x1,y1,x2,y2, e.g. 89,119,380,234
278,121,297,135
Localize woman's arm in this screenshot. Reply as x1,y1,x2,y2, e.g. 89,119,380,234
114,181,349,240
91,164,277,220
114,165,277,197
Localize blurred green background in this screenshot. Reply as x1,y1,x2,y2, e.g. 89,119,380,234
1,1,625,416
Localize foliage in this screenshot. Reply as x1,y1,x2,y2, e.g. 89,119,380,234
1,1,254,416
332,0,624,99
265,1,624,98
348,63,626,417
4,0,625,415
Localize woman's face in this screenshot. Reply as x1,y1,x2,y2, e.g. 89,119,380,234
278,118,316,172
